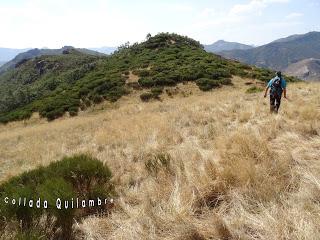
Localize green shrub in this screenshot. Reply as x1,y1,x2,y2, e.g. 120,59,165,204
246,86,264,94
140,87,163,102
151,87,163,98
138,77,154,87
211,69,232,79
153,75,176,86
79,87,90,97
140,92,154,102
0,154,114,240
68,106,79,116
136,69,150,77
41,108,65,121
196,78,221,91
218,78,232,85
92,94,104,104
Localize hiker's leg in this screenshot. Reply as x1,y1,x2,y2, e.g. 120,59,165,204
270,95,276,113
275,96,282,113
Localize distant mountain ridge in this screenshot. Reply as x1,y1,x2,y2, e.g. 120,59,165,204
89,46,117,55
0,46,105,74
219,31,320,81
284,58,320,81
204,40,253,53
0,48,31,63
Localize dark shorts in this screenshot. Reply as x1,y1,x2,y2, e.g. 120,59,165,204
270,94,282,113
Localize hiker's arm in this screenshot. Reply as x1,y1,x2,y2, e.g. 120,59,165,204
264,87,269,98
264,80,272,97
283,88,287,98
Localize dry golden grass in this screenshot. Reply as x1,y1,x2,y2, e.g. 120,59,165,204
0,78,319,239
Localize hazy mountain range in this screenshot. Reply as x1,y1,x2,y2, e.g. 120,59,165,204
0,46,105,74
0,48,31,63
88,47,117,55
204,40,254,53
219,31,320,81
0,46,116,66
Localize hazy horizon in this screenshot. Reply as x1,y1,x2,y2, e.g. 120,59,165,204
1,0,320,49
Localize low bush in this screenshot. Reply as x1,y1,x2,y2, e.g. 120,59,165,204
246,86,264,94
211,69,232,79
140,92,154,102
68,106,79,116
138,77,154,87
140,87,164,102
196,78,221,91
153,75,176,86
0,154,114,240
136,69,150,77
91,94,104,104
151,87,163,98
218,78,232,85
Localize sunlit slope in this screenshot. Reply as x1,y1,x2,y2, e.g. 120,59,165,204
0,79,319,239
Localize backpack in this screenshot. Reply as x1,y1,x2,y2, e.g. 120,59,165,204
270,77,282,96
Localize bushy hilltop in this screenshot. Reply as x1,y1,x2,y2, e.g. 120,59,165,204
0,33,298,123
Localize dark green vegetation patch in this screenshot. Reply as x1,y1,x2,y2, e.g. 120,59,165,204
0,154,114,240
140,87,164,102
246,86,264,94
0,33,299,123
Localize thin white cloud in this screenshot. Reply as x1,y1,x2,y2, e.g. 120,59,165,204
285,12,303,19
230,0,290,16
230,0,266,16
193,0,292,30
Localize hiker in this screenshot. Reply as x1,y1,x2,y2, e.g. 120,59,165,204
264,71,287,113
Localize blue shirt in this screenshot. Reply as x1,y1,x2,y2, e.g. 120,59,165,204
267,77,287,89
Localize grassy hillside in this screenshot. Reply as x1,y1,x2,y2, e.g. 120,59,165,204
0,33,298,124
0,79,319,239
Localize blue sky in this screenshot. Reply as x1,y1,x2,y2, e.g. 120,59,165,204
0,0,319,48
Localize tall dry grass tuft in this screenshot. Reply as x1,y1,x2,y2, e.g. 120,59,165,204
0,80,319,239
214,129,294,202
